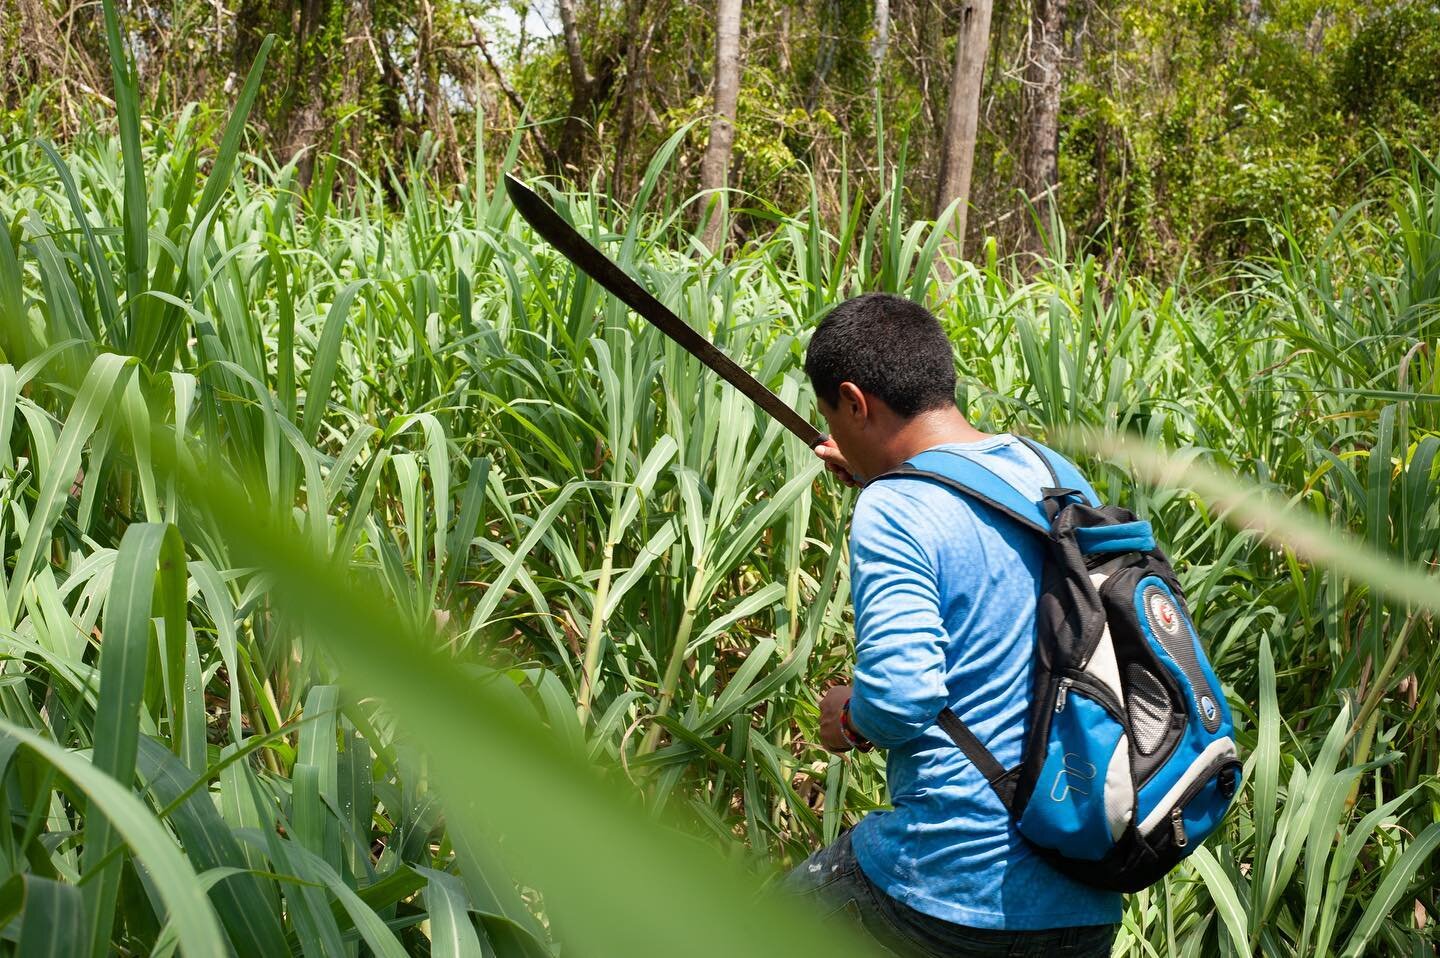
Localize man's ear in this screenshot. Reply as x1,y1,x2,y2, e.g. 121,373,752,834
837,382,867,421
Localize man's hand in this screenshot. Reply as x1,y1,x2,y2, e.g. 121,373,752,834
814,438,860,488
819,684,856,752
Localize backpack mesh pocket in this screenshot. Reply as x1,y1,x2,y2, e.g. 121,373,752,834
1125,663,1172,755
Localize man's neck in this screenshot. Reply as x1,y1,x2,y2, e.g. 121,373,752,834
877,407,992,475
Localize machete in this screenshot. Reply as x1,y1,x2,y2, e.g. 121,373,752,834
504,173,827,449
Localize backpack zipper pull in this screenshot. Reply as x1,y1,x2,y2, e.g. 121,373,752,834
1055,679,1071,713
1170,806,1188,848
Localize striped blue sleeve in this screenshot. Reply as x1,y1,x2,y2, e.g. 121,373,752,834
846,484,949,748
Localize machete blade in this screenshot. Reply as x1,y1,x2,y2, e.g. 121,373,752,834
504,173,826,448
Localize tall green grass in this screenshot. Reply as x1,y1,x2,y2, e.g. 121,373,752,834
0,10,1435,954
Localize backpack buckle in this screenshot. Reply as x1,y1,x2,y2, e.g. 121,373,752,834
1041,487,1081,522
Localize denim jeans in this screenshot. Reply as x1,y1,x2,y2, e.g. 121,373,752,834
782,832,1118,958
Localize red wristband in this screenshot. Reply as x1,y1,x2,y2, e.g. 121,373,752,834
841,698,874,752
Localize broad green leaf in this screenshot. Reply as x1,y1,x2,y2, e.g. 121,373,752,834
417,866,490,958
8,874,84,958
0,723,226,955
1338,822,1440,957
1187,848,1249,956
6,353,134,624
135,737,289,956
84,523,185,957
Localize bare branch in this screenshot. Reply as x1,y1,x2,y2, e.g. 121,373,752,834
470,19,527,118
556,0,593,92
469,18,561,173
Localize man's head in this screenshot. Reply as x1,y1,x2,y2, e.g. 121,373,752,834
804,293,958,479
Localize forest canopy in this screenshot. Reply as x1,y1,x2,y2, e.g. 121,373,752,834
5,0,1439,271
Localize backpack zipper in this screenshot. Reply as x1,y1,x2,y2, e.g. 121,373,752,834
1142,752,1242,842
1173,754,1242,809
1056,671,1125,720
1170,806,1188,847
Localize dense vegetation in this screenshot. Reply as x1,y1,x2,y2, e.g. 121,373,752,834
6,0,1440,271
0,3,1438,955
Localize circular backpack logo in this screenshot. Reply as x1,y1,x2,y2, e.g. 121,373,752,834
1146,588,1183,636
1201,696,1218,722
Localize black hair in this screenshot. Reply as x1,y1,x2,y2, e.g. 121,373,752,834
804,293,957,417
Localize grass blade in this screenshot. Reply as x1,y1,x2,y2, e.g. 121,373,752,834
0,723,226,955
82,523,184,956
418,866,490,958
1338,822,1440,957
7,874,85,958
97,0,147,338
1187,848,1249,955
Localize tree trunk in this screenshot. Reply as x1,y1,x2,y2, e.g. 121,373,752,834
277,0,343,183
1020,0,1065,255
870,0,891,78
417,0,464,181
552,0,593,176
552,0,623,178
806,0,839,112
232,0,272,81
933,0,994,257
611,0,659,198
698,0,743,251
557,0,593,96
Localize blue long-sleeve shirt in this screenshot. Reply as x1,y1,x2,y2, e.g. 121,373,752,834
846,434,1124,930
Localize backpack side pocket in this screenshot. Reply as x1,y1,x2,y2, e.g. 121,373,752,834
1017,673,1134,861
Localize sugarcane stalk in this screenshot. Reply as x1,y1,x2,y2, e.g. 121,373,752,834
576,542,615,723
640,567,707,755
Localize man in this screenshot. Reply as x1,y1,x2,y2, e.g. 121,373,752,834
784,293,1121,957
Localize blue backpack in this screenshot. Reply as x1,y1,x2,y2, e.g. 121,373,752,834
874,438,1241,893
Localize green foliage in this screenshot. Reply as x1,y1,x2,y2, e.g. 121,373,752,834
9,0,1440,277
1046,0,1440,269
1334,2,1440,120
0,13,1436,951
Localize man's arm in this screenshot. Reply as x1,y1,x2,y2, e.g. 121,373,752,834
843,485,949,749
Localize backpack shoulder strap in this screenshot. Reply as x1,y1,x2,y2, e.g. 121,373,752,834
875,448,1052,536
870,438,1099,812
1016,437,1101,507
938,708,1019,811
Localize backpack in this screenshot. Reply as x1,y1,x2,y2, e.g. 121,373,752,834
873,437,1241,893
